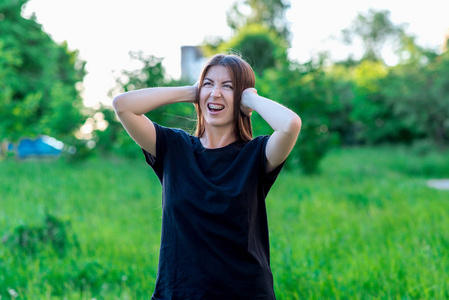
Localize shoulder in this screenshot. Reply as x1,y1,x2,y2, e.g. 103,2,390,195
145,123,195,170
153,122,189,136
153,123,193,143
245,135,270,148
235,135,270,160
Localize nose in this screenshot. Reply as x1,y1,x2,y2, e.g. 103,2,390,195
210,86,222,97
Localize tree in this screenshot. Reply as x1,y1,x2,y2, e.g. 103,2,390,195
0,0,86,149
342,9,405,62
226,0,291,42
218,24,288,76
110,51,166,93
257,60,341,174
379,51,449,148
349,60,395,144
335,9,449,148
201,0,291,59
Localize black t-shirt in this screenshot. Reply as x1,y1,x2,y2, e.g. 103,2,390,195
143,123,284,300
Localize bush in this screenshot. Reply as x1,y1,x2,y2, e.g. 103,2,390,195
258,61,341,174
2,213,79,257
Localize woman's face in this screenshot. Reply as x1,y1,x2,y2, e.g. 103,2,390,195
199,65,235,130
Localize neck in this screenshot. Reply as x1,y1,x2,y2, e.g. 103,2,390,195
200,126,237,149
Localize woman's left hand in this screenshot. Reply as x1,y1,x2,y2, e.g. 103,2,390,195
241,88,257,116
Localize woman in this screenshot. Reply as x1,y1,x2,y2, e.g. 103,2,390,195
113,54,301,299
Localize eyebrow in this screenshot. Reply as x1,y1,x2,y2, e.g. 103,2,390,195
204,78,233,84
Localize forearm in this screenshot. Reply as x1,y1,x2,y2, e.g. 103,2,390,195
242,90,301,171
242,91,301,133
113,86,196,115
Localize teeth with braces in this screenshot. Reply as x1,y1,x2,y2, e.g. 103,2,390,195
208,104,224,110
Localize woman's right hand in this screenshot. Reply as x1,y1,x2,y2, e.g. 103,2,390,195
190,81,199,104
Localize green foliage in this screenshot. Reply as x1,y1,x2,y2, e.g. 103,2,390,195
337,17,449,148
204,0,291,65
91,104,122,155
379,51,449,147
101,52,195,158
0,0,86,145
226,0,291,41
257,61,341,173
219,23,288,76
3,213,79,258
348,60,397,144
342,9,405,62
328,13,449,149
96,6,448,171
338,8,447,146
111,51,166,92
1,147,449,297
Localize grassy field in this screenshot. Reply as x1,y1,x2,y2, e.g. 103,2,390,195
1,146,449,299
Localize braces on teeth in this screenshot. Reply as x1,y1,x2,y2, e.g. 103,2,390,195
209,104,224,109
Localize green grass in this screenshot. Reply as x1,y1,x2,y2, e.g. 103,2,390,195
1,146,449,299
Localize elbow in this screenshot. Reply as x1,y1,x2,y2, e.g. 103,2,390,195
284,113,302,136
112,94,126,114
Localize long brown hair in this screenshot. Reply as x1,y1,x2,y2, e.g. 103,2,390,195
194,54,255,142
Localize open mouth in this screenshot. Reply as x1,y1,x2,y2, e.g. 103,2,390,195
207,103,225,112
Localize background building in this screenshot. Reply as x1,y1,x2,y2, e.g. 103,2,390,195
181,46,207,84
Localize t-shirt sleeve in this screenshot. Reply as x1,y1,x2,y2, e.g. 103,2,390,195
260,135,285,190
142,122,166,180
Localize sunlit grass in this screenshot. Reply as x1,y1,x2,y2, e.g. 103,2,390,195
1,146,449,299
